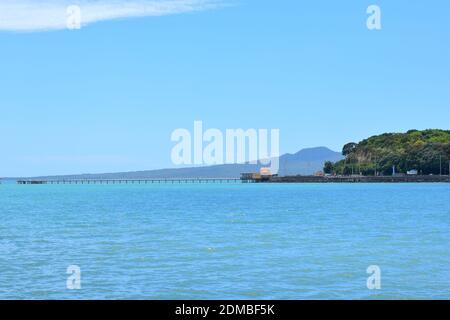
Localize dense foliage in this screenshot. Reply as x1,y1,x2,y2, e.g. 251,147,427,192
325,129,450,176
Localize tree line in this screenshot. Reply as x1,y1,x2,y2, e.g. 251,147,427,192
324,129,450,176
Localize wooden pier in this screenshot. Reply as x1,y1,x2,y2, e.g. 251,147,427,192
17,175,450,185
17,178,247,185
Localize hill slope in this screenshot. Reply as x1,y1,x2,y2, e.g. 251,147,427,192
30,147,343,179
328,129,450,175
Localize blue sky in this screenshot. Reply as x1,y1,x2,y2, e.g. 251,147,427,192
1,0,449,176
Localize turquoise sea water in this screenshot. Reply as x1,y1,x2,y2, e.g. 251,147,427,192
0,182,449,299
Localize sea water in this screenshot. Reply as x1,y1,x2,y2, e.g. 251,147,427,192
0,182,449,299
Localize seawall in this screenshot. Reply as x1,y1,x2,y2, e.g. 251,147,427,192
264,175,450,183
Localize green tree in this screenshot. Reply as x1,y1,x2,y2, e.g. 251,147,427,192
323,161,334,174
342,142,357,156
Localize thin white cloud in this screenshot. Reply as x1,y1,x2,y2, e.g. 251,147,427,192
0,0,224,32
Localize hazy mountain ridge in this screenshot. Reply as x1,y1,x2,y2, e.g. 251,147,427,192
27,147,343,179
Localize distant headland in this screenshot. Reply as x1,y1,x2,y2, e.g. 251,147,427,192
6,129,450,184
324,129,450,176
245,129,450,183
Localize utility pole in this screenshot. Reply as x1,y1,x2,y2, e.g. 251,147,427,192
358,157,361,176
374,156,377,176
343,157,347,176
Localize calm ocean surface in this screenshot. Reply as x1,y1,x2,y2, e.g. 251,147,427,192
1,182,449,299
